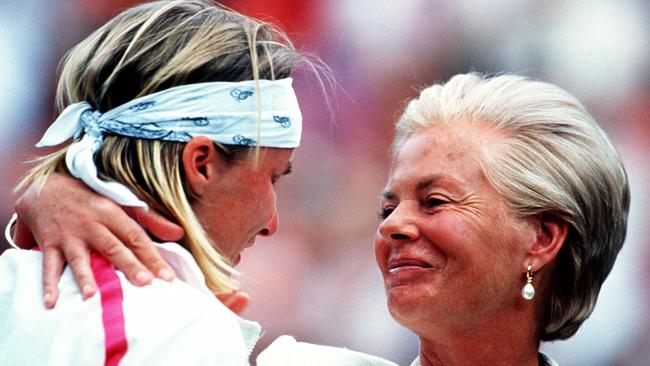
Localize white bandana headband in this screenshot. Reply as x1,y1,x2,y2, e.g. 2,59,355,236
36,78,302,208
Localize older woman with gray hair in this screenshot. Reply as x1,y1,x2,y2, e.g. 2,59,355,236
12,73,629,365
375,73,629,364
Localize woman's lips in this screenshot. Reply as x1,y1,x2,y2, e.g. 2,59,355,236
233,239,255,265
388,258,433,273
246,239,255,248
385,257,438,286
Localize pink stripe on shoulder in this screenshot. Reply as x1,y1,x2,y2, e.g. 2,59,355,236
90,253,128,366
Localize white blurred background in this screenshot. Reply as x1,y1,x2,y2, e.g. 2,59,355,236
1,0,648,364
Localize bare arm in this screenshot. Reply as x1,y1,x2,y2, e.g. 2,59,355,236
14,173,184,308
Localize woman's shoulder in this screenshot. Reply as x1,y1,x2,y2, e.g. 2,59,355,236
258,335,398,366
0,247,260,365
119,243,261,344
118,278,258,364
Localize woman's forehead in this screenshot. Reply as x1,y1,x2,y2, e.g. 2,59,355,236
386,126,492,191
393,126,479,167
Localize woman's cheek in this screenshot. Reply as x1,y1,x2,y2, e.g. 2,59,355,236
373,233,390,274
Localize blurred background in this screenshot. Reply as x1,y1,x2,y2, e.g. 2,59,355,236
1,0,648,364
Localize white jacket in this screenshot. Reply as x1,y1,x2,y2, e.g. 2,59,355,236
0,244,396,366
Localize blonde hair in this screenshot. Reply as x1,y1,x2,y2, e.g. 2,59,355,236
19,0,309,294
394,73,629,340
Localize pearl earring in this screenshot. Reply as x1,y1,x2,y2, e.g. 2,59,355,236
521,265,535,300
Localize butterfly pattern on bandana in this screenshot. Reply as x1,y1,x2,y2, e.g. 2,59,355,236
230,88,254,102
273,115,291,128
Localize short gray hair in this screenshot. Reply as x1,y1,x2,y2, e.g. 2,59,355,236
394,73,629,340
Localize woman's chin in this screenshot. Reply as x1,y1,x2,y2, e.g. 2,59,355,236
386,284,434,321
384,266,442,312
387,288,449,337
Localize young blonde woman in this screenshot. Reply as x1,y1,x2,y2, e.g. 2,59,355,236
0,1,395,365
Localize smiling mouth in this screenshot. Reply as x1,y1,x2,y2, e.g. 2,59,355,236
388,258,434,273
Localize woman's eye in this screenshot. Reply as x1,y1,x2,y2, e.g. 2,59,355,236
424,197,446,209
377,207,394,221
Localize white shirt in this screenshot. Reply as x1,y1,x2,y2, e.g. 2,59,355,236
0,243,259,365
0,243,396,366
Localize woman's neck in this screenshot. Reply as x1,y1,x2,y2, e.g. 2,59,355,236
415,309,540,366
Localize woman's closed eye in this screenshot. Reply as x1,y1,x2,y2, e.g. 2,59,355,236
272,162,293,185
423,197,448,210
377,206,395,221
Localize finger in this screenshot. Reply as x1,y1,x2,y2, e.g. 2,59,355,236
58,240,97,301
42,247,65,308
216,291,250,315
89,225,154,286
126,207,185,242
104,211,175,281
13,219,35,249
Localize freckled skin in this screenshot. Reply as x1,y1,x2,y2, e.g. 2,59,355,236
375,123,534,339
444,150,466,162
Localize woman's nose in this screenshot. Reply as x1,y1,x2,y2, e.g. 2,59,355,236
259,211,279,237
378,204,419,245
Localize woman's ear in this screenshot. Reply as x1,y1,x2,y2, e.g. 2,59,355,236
525,214,569,272
182,136,223,197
